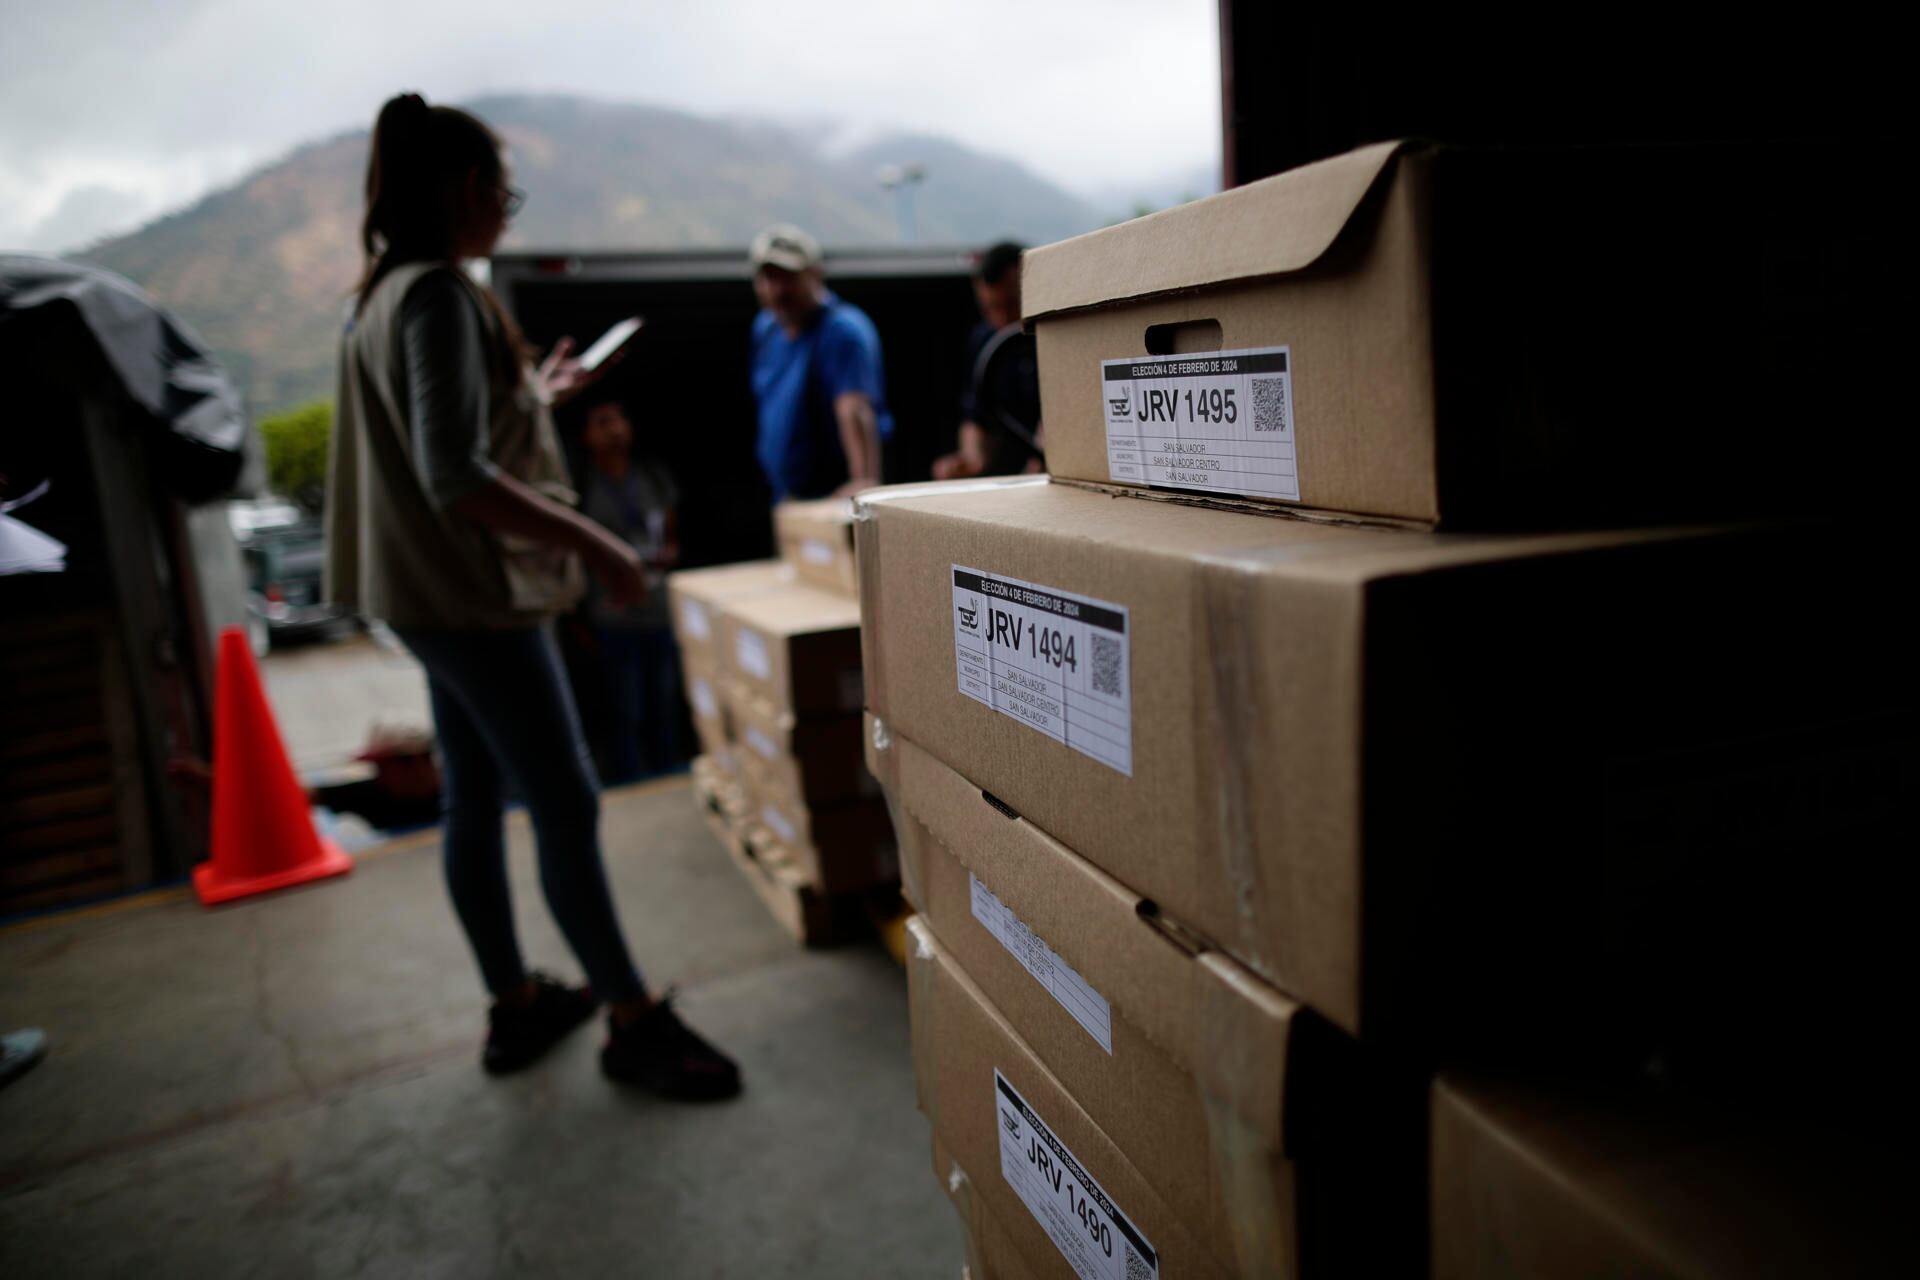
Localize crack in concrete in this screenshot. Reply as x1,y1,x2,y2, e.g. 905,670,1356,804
482,1164,522,1273
383,1110,523,1274
248,912,319,1102
0,1039,472,1195
349,1180,385,1276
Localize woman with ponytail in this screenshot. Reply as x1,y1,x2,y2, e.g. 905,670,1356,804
325,93,739,1100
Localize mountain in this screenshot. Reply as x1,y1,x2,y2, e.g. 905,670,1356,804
836,132,1104,246
78,94,1103,417
1086,162,1222,223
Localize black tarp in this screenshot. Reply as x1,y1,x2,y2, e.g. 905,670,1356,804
1,255,250,503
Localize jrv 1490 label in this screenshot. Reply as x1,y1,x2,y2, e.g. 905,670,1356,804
996,1070,1159,1280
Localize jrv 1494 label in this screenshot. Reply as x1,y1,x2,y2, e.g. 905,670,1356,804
950,565,1131,775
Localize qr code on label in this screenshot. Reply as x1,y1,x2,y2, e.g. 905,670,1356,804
1090,633,1122,698
1125,1247,1153,1280
1251,376,1289,433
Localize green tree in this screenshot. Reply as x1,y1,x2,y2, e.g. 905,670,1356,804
258,399,332,511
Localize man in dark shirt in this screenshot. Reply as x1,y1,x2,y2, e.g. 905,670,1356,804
576,397,681,781
747,224,895,499
934,241,1043,479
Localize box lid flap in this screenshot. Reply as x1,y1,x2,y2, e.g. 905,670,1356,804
664,559,795,606
888,722,1301,1153
1023,140,1407,321
721,581,863,636
774,496,856,531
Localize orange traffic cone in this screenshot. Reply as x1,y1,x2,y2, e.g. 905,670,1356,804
192,626,352,905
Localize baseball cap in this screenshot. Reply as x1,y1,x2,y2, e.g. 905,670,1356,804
749,223,823,273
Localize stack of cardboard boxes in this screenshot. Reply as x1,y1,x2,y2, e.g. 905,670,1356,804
862,142,1906,1277
671,499,896,945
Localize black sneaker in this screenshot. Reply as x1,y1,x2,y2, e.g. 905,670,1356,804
482,973,599,1075
0,1028,47,1091
600,992,742,1101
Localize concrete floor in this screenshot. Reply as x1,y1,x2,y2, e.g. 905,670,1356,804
0,779,960,1278
261,629,434,773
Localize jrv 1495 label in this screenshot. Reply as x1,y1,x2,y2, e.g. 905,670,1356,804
996,1070,1159,1280
951,565,1131,775
1101,345,1299,500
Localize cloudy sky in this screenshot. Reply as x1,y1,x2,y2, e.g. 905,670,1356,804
0,0,1220,252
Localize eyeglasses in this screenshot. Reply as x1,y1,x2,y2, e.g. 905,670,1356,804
500,185,527,219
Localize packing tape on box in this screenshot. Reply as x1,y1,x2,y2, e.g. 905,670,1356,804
1201,1093,1300,1278
1193,952,1295,1151
1195,952,1302,1279
853,496,890,724
906,915,942,1131
936,1143,992,1280
891,791,927,912
1190,560,1282,969
865,716,927,909
1193,539,1409,1001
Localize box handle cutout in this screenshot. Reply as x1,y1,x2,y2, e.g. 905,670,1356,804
980,790,1021,821
1144,319,1222,356
1135,899,1208,957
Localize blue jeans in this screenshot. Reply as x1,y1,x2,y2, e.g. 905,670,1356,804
396,623,646,1004
595,626,683,783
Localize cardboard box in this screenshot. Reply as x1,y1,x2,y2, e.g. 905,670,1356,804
931,1134,1052,1280
667,560,795,672
858,477,1908,1048
1431,1075,1905,1278
876,720,1421,1278
745,779,897,896
681,659,733,762
719,581,864,717
907,916,1233,1280
1024,140,1877,528
727,684,877,807
775,498,860,596
691,757,865,946
689,752,749,823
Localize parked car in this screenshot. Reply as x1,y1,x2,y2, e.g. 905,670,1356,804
226,497,352,653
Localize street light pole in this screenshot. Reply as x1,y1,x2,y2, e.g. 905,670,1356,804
875,163,927,242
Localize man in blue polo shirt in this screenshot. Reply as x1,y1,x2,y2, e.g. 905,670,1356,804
748,224,894,500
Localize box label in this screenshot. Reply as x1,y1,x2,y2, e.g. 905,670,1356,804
971,874,1113,1054
996,1070,1158,1280
680,599,711,641
1101,346,1299,501
760,803,797,845
689,676,718,722
802,537,835,566
735,628,771,680
951,565,1131,776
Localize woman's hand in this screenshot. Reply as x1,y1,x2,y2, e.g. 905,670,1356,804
932,450,982,481
452,475,648,608
538,337,617,408
584,529,649,608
